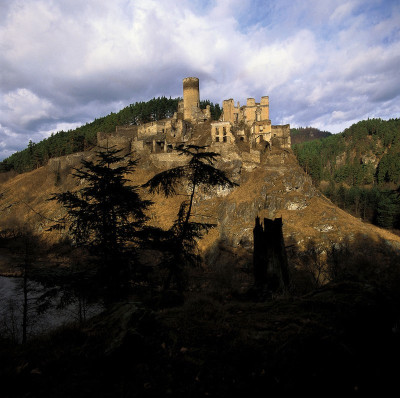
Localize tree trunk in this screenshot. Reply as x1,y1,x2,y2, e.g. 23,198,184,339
22,263,28,344
253,216,289,293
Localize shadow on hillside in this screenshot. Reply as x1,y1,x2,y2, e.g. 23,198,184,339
1,232,400,397
285,232,400,298
201,232,400,302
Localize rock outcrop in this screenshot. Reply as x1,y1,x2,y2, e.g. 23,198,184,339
1,146,399,270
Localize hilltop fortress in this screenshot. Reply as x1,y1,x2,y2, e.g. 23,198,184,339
97,77,291,163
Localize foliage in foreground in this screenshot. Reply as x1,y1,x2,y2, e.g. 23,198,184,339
144,145,237,291
49,147,152,296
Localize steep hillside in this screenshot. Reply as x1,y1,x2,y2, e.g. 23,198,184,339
293,119,400,230
293,118,400,187
2,146,400,398
1,145,399,276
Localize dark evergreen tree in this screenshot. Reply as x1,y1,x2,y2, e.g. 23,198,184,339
376,190,400,229
50,147,152,296
143,145,237,291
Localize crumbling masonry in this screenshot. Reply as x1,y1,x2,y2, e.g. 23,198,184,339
97,77,291,158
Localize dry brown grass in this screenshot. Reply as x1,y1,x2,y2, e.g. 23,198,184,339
1,148,399,274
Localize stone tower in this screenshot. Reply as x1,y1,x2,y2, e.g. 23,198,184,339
183,77,200,121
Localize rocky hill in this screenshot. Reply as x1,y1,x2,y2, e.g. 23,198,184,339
2,138,400,398
1,142,399,278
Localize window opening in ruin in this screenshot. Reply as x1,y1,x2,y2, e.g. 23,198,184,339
216,137,220,142
235,114,238,122
223,137,227,142
215,129,219,135
223,127,227,135
240,137,244,141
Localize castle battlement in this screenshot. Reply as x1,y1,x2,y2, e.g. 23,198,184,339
97,77,291,158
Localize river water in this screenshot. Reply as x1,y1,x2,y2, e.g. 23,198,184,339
0,275,102,342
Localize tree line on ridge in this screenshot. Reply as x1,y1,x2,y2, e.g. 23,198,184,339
292,118,400,229
0,97,222,174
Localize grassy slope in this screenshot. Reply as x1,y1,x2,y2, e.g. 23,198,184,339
1,147,399,271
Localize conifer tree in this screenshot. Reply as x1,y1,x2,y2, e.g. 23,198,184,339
50,147,151,295
144,145,237,291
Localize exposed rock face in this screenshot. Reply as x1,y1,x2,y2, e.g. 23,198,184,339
361,152,379,169
1,147,399,270
48,151,95,173
189,147,400,268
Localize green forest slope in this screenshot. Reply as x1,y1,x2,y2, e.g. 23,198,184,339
293,118,400,229
290,126,332,145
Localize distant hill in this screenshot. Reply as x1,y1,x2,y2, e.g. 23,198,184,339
292,118,400,229
290,127,332,145
292,118,400,187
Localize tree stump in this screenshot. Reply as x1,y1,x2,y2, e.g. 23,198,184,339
253,216,289,292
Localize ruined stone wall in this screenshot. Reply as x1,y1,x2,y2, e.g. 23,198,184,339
138,123,158,139
97,131,135,154
177,101,184,119
271,124,291,149
149,152,188,168
137,120,171,140
223,99,243,124
166,119,189,143
244,99,256,123
115,125,138,137
251,120,272,144
222,99,235,123
131,140,147,153
244,98,269,124
223,97,269,125
48,151,94,173
211,121,235,143
203,105,211,120
260,96,269,120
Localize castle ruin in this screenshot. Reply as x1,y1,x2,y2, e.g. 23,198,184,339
97,77,291,159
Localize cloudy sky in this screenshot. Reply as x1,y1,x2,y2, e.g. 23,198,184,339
1,0,399,160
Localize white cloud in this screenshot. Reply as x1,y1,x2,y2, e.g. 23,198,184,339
330,0,361,23
3,88,54,127
1,0,400,158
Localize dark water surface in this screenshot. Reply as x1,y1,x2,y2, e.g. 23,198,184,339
0,275,102,342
